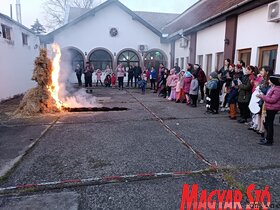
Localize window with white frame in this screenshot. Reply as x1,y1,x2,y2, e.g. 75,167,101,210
198,55,203,67
22,33,28,45
216,52,224,71
180,57,184,69
206,54,212,76
1,24,11,40
175,58,179,66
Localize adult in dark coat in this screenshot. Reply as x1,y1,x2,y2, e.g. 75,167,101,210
218,58,231,90
74,64,82,86
194,64,207,103
237,66,254,123
126,65,134,87
133,63,142,88
174,63,181,74
84,62,94,92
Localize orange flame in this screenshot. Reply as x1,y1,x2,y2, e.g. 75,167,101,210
48,43,63,109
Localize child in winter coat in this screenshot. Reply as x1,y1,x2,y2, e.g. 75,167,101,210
176,70,186,103
96,69,103,86
257,74,280,145
139,71,148,94
168,69,178,101
189,73,199,107
104,74,111,87
166,69,175,98
111,73,116,88
206,72,220,114
183,70,192,105
227,79,239,119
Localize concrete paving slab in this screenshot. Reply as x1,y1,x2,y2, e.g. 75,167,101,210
0,124,51,178
80,175,228,210
1,120,207,186
0,191,79,210
164,117,280,168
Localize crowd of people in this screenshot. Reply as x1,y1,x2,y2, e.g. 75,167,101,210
74,60,280,146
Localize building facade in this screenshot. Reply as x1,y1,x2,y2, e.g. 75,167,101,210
165,0,280,75
0,13,40,100
1,0,280,100
42,0,178,83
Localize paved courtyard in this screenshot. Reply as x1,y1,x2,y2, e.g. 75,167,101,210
0,87,279,209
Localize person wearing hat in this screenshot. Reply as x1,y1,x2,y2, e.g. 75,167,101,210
206,71,220,114
257,74,280,146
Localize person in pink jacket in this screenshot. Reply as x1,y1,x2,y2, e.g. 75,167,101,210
167,69,178,101
183,70,192,105
95,69,103,86
257,74,280,146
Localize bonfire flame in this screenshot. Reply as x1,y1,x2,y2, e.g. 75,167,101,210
48,43,63,109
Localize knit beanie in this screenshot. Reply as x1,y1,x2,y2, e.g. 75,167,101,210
210,71,218,79
232,79,238,86
270,74,280,86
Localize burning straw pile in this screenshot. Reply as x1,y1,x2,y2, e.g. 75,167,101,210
14,48,60,116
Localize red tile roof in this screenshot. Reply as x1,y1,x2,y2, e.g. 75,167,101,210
162,0,249,35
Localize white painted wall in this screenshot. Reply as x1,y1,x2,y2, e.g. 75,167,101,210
0,17,39,101
236,5,280,74
174,38,190,70
196,21,226,72
52,4,170,66
50,3,170,83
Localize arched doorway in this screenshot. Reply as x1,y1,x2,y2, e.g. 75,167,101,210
61,47,85,84
61,47,85,70
117,50,140,68
88,49,113,70
144,50,167,71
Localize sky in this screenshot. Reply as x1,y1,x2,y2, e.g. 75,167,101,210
0,0,198,29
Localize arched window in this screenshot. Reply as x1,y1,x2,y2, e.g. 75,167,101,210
144,50,167,71
61,48,85,70
117,50,140,68
89,50,113,70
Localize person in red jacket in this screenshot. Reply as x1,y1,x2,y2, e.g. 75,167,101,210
111,73,117,88
257,74,280,146
194,64,207,103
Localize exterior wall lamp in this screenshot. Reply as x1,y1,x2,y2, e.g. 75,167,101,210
224,38,230,45
84,52,87,56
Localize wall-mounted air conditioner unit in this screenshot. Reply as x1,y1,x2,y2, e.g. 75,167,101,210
268,0,280,22
138,44,148,52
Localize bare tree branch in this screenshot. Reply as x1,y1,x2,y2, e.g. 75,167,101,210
43,0,95,30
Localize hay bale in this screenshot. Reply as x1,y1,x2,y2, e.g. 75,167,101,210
15,48,60,116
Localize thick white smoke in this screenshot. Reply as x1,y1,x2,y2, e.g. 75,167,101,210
53,48,100,108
